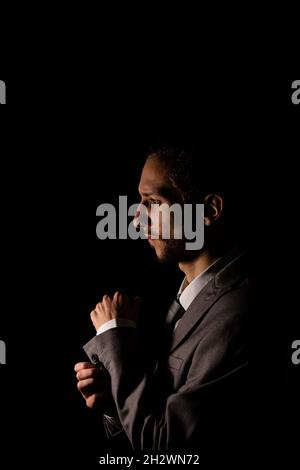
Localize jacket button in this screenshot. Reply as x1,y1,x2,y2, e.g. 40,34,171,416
91,353,100,364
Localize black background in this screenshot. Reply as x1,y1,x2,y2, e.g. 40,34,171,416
0,70,299,467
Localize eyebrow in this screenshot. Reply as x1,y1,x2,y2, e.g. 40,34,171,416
139,186,177,200
139,191,160,197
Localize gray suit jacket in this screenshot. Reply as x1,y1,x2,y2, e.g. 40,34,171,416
84,251,249,451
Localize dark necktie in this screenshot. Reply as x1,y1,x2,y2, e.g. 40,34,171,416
160,297,185,356
165,296,185,331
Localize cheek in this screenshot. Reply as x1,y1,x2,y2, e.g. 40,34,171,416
150,206,172,236
171,214,183,239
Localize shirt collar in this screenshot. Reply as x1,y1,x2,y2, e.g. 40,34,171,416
177,256,222,311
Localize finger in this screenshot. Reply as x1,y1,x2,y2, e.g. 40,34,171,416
114,291,130,309
95,302,105,313
76,367,110,381
113,291,123,307
77,378,95,393
102,294,112,307
77,377,109,396
90,309,96,322
74,362,95,372
86,392,109,410
113,291,120,302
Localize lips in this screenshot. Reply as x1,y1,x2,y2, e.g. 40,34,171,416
148,238,162,245
142,229,160,239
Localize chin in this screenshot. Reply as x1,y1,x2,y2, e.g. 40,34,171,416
152,240,186,265
150,240,166,260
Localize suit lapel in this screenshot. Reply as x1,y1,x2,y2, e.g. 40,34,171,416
168,251,247,354
168,280,221,354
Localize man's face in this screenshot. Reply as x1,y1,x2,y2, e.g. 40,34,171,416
137,156,195,264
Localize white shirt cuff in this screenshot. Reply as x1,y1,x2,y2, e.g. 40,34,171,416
96,318,137,336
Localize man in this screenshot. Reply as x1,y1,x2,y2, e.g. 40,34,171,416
74,145,261,452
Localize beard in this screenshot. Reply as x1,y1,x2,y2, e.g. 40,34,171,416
149,238,201,265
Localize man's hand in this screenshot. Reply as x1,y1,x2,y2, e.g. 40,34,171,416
75,362,116,414
90,292,141,332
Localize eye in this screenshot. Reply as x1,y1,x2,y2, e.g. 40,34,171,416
149,199,161,206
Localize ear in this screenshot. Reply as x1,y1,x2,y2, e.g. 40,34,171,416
203,193,224,226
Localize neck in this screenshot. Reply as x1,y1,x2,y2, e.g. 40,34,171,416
178,246,227,285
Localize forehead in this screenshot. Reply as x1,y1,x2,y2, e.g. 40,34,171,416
138,156,172,196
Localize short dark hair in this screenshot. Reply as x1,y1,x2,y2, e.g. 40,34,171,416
147,144,228,204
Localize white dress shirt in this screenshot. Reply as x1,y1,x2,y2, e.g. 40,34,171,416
97,318,136,335
177,257,222,309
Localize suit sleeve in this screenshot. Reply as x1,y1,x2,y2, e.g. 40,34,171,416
83,305,248,451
